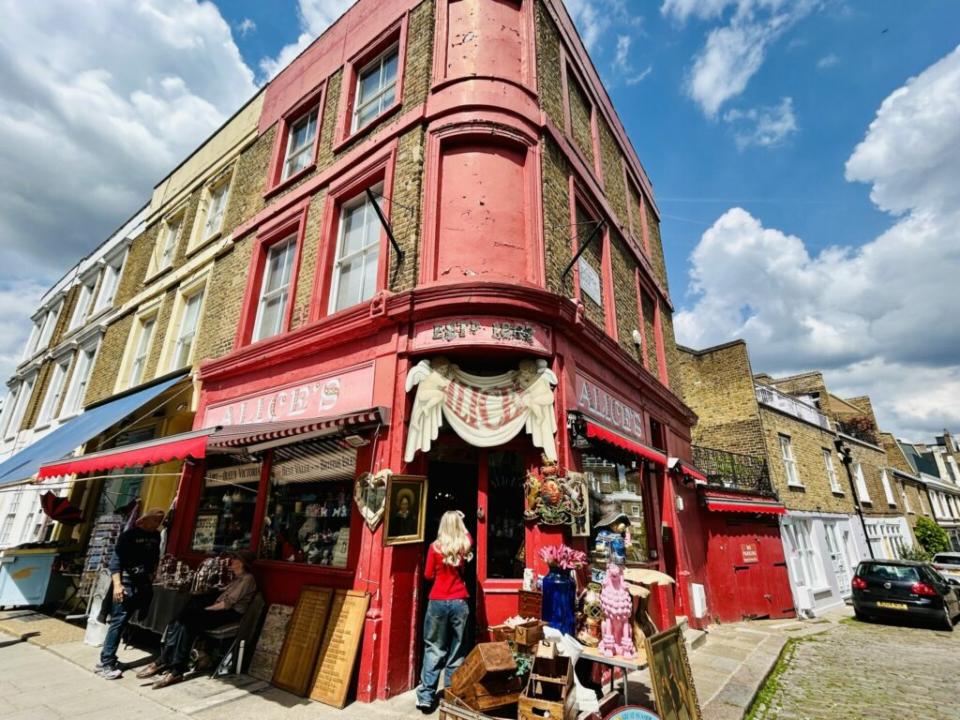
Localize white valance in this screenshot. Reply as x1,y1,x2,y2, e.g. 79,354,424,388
404,357,558,462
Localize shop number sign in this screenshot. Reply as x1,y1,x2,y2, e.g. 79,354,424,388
576,372,645,441
742,543,759,564
578,257,603,306
202,363,375,428
411,315,551,354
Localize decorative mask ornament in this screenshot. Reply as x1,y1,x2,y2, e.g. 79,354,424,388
354,469,391,530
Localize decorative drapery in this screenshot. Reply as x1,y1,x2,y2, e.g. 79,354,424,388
404,357,558,462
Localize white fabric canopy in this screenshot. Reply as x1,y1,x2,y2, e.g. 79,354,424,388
404,357,558,462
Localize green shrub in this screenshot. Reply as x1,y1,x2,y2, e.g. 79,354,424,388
914,516,951,555
899,545,931,562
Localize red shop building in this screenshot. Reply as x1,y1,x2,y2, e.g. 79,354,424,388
55,0,710,703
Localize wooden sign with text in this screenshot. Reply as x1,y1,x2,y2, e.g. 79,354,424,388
309,590,371,708
272,586,333,696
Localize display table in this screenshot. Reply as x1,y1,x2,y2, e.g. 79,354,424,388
579,645,648,704
130,586,198,635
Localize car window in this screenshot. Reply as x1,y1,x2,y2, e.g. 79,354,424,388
933,554,960,566
861,564,919,582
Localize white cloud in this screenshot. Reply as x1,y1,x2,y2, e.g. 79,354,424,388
0,0,257,380
237,18,256,37
723,96,797,148
627,66,654,85
817,52,839,69
259,0,353,80
676,45,960,439
0,281,48,386
615,36,631,72
664,0,817,117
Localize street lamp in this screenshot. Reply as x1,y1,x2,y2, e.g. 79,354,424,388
835,438,875,559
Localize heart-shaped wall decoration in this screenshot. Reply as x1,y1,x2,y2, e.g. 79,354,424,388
354,469,390,530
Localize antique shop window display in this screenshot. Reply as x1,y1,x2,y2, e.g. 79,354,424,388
192,462,261,553
487,451,526,579
260,450,354,567
583,456,647,562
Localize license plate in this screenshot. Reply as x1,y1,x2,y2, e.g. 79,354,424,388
876,601,907,610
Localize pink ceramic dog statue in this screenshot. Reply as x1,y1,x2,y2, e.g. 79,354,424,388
598,562,636,658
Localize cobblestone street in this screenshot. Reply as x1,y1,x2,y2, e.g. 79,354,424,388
751,617,960,720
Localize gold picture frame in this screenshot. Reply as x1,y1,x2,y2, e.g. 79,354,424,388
383,474,428,546
645,623,702,720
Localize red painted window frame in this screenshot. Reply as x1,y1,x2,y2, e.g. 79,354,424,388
561,54,603,184
569,179,617,340
234,199,309,349
333,16,408,151
636,272,669,387
622,160,651,257
265,83,326,196
310,141,398,322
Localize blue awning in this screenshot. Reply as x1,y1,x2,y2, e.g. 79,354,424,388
0,372,189,488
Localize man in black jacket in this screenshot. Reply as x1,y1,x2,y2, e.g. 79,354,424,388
96,509,164,679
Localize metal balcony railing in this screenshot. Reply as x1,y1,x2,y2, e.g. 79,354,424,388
755,384,831,430
692,445,777,497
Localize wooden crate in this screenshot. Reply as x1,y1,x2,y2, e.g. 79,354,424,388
439,696,516,720
518,590,542,619
450,642,516,696
519,655,575,720
445,676,523,712
490,620,545,648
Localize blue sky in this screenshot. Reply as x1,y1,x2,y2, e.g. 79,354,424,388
0,0,958,439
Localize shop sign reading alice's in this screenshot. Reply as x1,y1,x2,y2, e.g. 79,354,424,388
575,373,645,441
201,363,375,427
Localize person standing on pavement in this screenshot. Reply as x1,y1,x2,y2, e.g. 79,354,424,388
415,511,473,713
96,508,165,679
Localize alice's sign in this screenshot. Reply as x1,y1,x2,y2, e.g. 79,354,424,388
202,363,375,428
411,316,551,355
576,372,645,442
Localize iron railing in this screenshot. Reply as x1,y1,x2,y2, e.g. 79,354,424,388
755,384,831,430
692,445,777,497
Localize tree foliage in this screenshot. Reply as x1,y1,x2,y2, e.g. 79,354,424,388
913,516,951,555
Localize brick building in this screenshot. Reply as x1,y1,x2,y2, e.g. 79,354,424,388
678,341,869,619
8,0,708,703
899,436,960,551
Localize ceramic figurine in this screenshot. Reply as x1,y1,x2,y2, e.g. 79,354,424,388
598,562,636,658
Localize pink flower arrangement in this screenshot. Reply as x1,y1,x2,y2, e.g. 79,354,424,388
539,543,587,570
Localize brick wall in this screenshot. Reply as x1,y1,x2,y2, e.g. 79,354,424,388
611,234,642,364
659,310,683,392
193,243,254,364
535,1,564,128
759,407,857,515
542,136,573,297
645,204,668,292
677,342,767,457
222,126,273,234
597,117,627,222
85,314,133,406
387,126,427,293
846,440,901,517
566,68,594,168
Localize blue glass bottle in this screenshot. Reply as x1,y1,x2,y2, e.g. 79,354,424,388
541,566,576,636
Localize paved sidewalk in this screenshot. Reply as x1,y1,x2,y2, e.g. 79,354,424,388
0,608,850,720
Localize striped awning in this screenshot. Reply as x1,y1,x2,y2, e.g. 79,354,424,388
207,407,389,452
702,489,786,515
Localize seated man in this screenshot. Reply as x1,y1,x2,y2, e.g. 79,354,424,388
137,550,258,688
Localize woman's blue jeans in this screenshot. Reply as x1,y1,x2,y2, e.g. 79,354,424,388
416,599,469,705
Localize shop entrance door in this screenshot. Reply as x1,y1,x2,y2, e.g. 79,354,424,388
423,459,479,642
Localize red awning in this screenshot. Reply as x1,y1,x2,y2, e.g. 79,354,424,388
676,461,708,485
37,429,213,479
583,420,667,465
703,493,786,515
207,407,389,452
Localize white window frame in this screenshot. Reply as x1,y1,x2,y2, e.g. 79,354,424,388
4,375,35,440
351,43,400,133
823,448,841,493
880,469,896,507
60,341,98,419
786,520,824,590
128,314,157,388
853,462,871,503
69,276,97,330
902,484,913,514
202,179,229,241
152,212,184,274
36,354,72,427
20,512,35,543
281,108,319,181
0,514,15,545
170,289,204,371
252,236,297,342
92,253,124,313
22,319,42,360
328,186,383,314
779,434,802,488
35,302,62,353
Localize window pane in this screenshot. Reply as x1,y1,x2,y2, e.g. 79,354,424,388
382,50,398,87
358,64,382,105
486,451,525,579
342,203,366,255
192,463,261,553
256,295,285,340
335,256,361,310
360,246,379,301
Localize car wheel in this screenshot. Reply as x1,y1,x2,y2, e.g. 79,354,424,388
940,609,955,632
854,609,869,622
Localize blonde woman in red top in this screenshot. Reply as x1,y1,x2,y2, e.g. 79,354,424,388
415,510,473,713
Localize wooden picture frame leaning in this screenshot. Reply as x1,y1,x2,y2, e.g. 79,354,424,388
383,474,428,546
644,623,702,720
